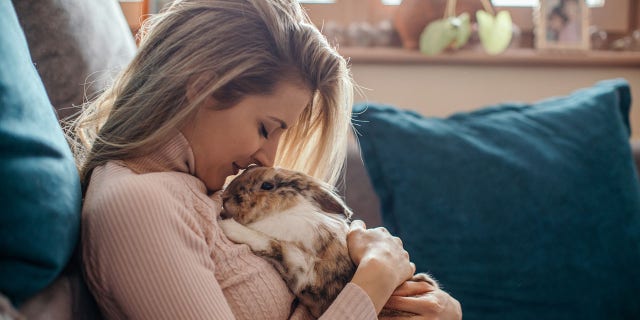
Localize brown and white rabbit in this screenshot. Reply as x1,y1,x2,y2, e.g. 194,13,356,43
219,166,437,318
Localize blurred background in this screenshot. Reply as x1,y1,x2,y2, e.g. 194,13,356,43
119,0,640,138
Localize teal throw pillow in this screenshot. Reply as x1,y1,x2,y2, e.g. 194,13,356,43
354,79,640,320
0,2,81,306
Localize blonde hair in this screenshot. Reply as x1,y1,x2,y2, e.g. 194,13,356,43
71,0,353,190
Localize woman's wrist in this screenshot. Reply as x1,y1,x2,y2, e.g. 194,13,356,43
349,257,399,313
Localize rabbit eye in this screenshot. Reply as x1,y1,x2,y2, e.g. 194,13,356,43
260,182,275,190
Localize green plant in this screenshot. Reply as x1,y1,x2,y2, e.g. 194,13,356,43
420,0,513,55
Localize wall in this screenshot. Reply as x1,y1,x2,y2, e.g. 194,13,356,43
351,64,640,139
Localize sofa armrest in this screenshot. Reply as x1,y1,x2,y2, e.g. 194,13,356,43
18,253,103,320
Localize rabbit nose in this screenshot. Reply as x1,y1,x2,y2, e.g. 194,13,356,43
220,199,231,218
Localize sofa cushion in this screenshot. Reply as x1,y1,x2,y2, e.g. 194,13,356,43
0,1,81,306
354,79,640,319
13,0,136,121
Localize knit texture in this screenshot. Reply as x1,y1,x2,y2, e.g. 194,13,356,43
82,132,376,320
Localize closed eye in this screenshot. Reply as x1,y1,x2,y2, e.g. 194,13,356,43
260,123,269,139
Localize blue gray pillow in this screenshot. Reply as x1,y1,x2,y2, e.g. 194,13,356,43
0,2,81,306
354,79,640,319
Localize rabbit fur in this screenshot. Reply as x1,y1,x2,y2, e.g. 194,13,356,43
220,166,437,318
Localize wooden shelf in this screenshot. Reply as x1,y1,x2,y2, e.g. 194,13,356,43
339,47,640,67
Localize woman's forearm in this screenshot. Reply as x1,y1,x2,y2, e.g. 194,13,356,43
349,257,398,314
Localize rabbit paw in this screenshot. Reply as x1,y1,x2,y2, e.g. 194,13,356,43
218,218,247,243
218,219,271,252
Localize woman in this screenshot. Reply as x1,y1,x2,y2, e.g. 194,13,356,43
72,0,461,319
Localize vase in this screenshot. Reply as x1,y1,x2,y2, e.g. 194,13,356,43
394,0,485,50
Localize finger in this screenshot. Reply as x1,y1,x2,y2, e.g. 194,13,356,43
384,294,444,315
392,280,436,296
375,226,390,234
349,219,366,231
393,236,403,246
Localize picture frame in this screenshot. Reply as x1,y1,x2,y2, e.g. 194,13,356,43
535,0,590,50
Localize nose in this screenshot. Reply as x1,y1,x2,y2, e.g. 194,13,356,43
252,137,279,167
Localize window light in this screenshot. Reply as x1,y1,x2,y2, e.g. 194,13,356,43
377,0,605,7
489,0,604,7
298,0,605,7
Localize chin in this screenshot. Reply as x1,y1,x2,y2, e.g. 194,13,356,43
207,176,239,193
202,170,238,192
202,176,225,193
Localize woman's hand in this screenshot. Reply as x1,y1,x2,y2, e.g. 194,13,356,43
347,220,415,313
380,279,462,320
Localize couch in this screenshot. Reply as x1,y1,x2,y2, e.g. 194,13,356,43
2,1,133,319
346,86,640,319
2,0,640,319
347,117,640,228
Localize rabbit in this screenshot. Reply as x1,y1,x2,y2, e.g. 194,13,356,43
219,166,438,318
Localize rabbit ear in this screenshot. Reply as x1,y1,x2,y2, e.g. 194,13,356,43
308,183,353,220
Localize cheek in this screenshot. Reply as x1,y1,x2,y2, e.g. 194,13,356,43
226,131,261,157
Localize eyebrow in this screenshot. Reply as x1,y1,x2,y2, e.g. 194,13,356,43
269,116,288,130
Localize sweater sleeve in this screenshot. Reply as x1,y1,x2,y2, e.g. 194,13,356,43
83,177,237,320
288,281,377,320
318,283,377,319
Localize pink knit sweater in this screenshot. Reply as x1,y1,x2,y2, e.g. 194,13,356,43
82,132,377,320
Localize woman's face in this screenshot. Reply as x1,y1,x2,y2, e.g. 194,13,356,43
181,80,311,192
